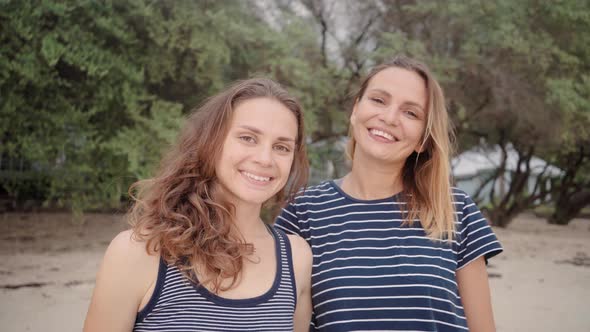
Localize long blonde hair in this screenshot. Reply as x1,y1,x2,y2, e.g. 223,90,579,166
347,56,456,240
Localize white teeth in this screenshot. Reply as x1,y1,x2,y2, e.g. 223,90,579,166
242,171,271,182
370,129,395,141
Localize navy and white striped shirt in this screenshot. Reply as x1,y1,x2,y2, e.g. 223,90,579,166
275,180,502,331
133,227,297,332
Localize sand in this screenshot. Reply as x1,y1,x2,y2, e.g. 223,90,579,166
1,212,589,332
488,213,590,331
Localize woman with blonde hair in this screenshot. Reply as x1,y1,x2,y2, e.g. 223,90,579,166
84,78,312,331
276,56,502,331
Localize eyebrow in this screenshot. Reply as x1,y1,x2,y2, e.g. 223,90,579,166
238,125,296,142
368,88,425,112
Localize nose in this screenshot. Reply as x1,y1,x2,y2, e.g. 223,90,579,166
254,145,273,167
380,106,401,126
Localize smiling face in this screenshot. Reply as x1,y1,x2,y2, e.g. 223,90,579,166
350,67,428,165
215,97,298,209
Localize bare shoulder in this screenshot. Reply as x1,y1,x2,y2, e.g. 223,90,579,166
100,230,159,284
287,234,311,253
108,229,148,252
286,234,312,301
84,232,159,331
286,234,312,267
107,230,152,259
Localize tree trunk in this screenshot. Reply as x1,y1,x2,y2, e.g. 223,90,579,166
548,191,590,225
488,208,518,228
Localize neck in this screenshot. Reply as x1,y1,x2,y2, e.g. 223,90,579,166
232,202,269,241
342,149,405,200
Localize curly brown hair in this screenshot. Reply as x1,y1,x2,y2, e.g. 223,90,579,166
128,78,309,292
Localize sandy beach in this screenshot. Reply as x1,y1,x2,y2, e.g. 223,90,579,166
1,212,589,332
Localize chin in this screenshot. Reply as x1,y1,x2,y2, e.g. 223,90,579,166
361,146,392,161
236,191,278,206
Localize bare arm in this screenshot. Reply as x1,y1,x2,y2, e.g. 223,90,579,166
288,235,313,332
83,230,158,332
456,256,496,332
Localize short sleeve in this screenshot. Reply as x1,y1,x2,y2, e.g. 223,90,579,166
274,202,302,236
456,192,503,270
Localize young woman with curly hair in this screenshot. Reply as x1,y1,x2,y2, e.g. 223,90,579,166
84,78,312,332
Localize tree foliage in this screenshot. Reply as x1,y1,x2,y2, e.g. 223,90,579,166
0,0,324,213
2,0,589,224
274,0,590,226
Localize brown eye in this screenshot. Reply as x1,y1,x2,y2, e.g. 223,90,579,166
274,144,292,153
404,110,418,118
370,97,385,104
239,135,256,144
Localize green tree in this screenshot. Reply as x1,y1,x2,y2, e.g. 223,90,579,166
0,0,324,212
373,0,590,226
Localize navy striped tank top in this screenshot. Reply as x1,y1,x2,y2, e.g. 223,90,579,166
133,227,297,332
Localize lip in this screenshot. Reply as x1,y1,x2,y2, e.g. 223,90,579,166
240,170,274,186
368,127,399,143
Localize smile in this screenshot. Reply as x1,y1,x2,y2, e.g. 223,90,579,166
369,128,397,142
241,171,272,183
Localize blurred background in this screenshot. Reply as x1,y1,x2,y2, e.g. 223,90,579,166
1,0,589,331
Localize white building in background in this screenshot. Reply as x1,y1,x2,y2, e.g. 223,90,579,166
306,136,564,206
452,144,563,204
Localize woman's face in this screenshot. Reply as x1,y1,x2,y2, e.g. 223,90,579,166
350,67,428,166
215,97,298,208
